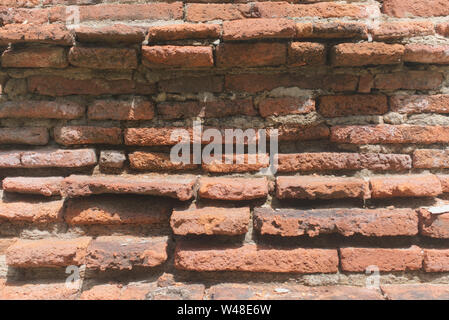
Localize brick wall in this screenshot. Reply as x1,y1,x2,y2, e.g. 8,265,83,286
0,0,449,300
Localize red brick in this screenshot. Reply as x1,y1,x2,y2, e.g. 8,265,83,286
0,127,48,145
382,0,449,17
216,42,286,67
413,149,449,169
298,21,367,39
0,100,84,119
331,125,449,144
1,47,67,68
371,21,434,40
63,175,196,201
276,176,370,200
185,3,254,22
20,148,97,168
54,126,122,146
80,283,153,300
0,7,49,25
3,177,64,196
129,152,199,171
223,18,295,40
198,177,268,200
259,97,315,117
318,95,388,117
170,206,250,236
276,124,330,142
202,154,269,173
142,46,213,68
419,209,449,239
6,237,91,268
149,23,220,41
331,42,404,67
0,24,73,45
423,249,449,272
0,282,78,300
75,24,145,44
125,127,192,146
28,76,156,96
254,2,378,19
381,284,449,300
278,152,412,172
0,200,64,224
175,242,339,273
390,95,449,114
68,47,138,69
358,74,374,93
159,75,223,93
0,239,17,254
340,246,423,272
0,151,23,168
65,195,171,225
85,236,168,270
149,283,205,300
288,42,326,66
374,71,443,90
436,23,449,37
88,98,154,120
370,174,442,198
254,207,418,237
404,44,449,64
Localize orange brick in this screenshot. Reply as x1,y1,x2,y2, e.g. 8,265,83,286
318,94,388,117
0,200,64,224
369,175,442,198
3,177,64,196
331,42,404,66
404,44,449,64
390,95,449,114
259,97,315,117
223,18,295,40
413,149,449,169
1,47,68,68
374,71,443,90
0,24,73,45
185,3,253,22
129,152,198,171
423,249,449,272
68,47,138,69
382,0,449,17
149,23,220,41
54,126,122,146
288,42,326,66
88,98,154,120
371,21,434,40
20,148,97,168
142,46,214,68
216,43,286,67
75,24,145,44
198,177,268,200
0,100,84,119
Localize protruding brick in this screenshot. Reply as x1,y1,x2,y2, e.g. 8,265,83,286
276,176,369,200
413,149,449,169
75,24,145,44
63,175,196,201
68,47,138,69
1,47,68,68
198,177,268,200
216,43,286,67
258,96,315,118
223,18,295,40
331,42,404,67
21,148,97,168
129,152,198,171
6,237,91,268
382,0,449,18
85,236,168,270
419,209,449,239
374,71,443,90
54,126,122,146
0,200,64,224
0,100,85,119
65,195,171,225
404,44,449,64
149,23,220,41
3,177,64,196
370,175,442,198
381,284,449,300
371,21,434,40
175,242,339,273
0,127,48,145
0,24,73,45
340,246,423,272
288,42,326,66
254,207,418,237
142,46,213,68
278,152,412,172
88,98,154,120
171,206,250,236
319,95,388,117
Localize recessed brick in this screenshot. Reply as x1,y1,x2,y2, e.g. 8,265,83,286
54,126,122,146
258,96,315,118
68,47,138,69
88,98,154,120
149,23,220,41
159,75,223,93
371,21,434,40
374,71,443,90
318,94,388,117
419,209,449,239
0,100,84,119
216,43,286,67
142,46,213,68
276,124,330,142
1,47,68,68
21,148,97,168
198,177,268,200
0,127,48,145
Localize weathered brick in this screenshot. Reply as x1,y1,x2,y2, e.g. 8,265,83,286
198,177,268,200
404,44,449,64
80,283,154,300
318,95,388,117
175,242,339,273
88,98,154,120
0,151,22,168
3,177,64,196
340,246,423,272
75,24,145,44
358,74,374,93
298,21,367,39
159,75,223,93
419,209,449,239
0,100,84,119
223,18,295,40
129,152,198,171
276,176,369,200
436,23,449,37
1,47,68,68
142,46,213,68
216,42,286,67
288,42,326,66
149,23,220,41
65,195,171,225
125,127,192,146
63,175,196,201
0,239,17,254
202,154,270,173
254,207,418,237
21,148,97,168
148,283,205,300
374,71,443,90
0,200,63,224
371,21,434,40
68,47,138,69
381,284,449,300
276,124,330,142
413,149,449,169
0,24,73,45
331,125,449,144
170,206,250,236
382,0,449,17
331,42,404,67
54,126,122,146
0,127,48,145
278,152,412,172
423,249,449,272
85,236,168,270
6,237,91,268
185,3,254,22
0,282,79,300
370,174,441,198
259,96,315,117
99,150,126,170
390,95,449,114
